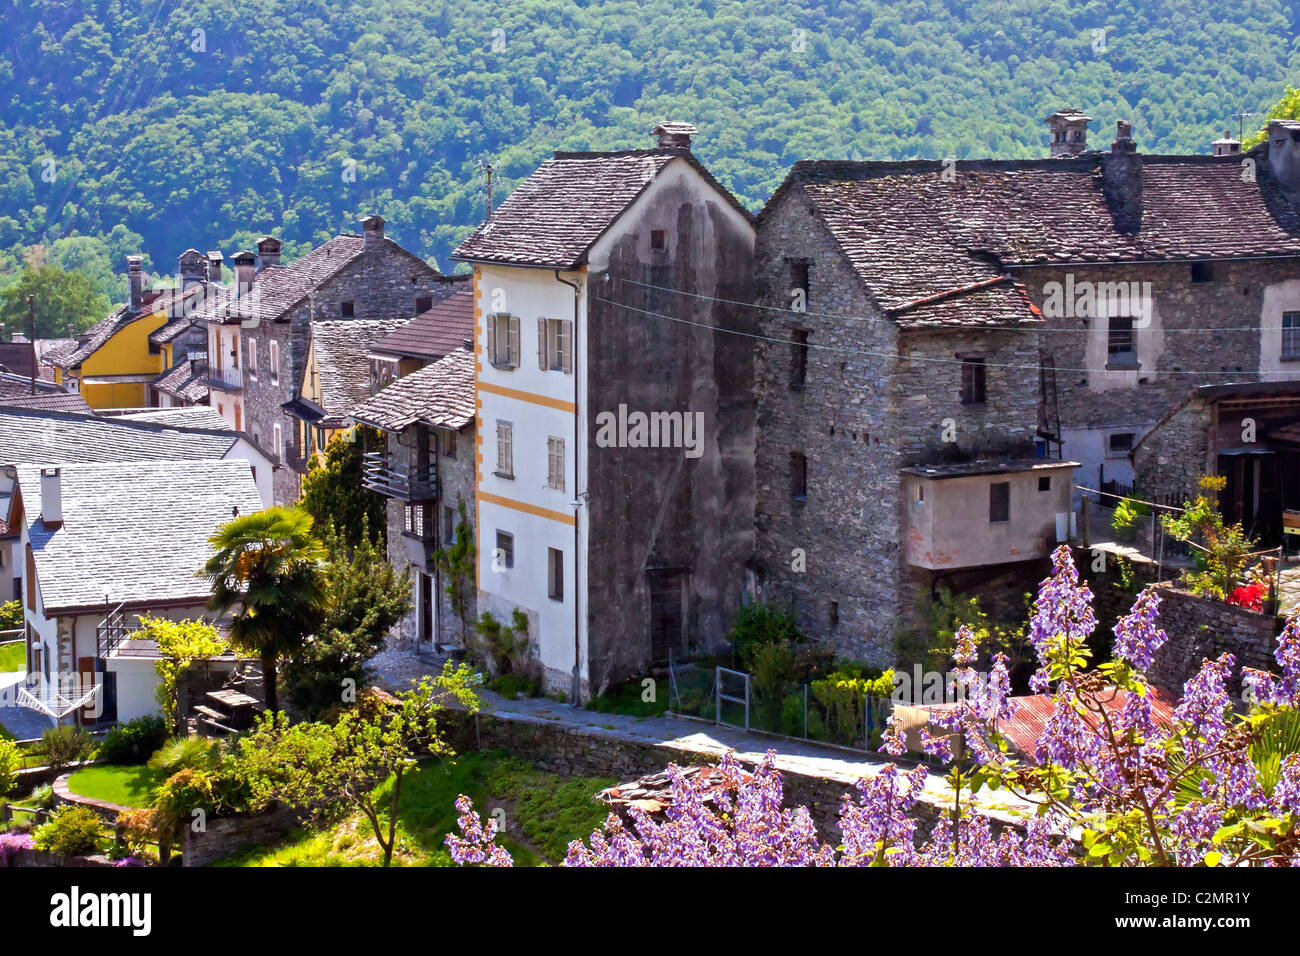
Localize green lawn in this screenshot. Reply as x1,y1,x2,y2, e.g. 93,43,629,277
0,642,24,672
64,765,164,808
213,751,616,867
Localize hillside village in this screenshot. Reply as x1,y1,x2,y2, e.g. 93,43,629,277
4,112,1300,869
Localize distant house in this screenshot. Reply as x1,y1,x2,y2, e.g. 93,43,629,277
352,346,477,651
0,371,93,415
11,458,261,723
150,351,210,408
282,317,411,471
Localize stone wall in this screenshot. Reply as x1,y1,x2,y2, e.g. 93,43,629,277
1132,395,1211,502
1146,583,1282,697
181,805,301,868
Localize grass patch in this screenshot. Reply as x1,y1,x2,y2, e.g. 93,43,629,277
0,642,23,671
587,676,669,718
213,751,615,867
64,764,163,808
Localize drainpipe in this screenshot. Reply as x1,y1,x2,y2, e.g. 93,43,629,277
555,269,582,706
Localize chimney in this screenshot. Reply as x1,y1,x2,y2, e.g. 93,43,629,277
361,215,385,250
256,235,282,270
126,255,144,314
1045,108,1091,158
40,467,62,529
1267,120,1300,197
207,251,223,283
1212,130,1242,157
1102,120,1143,233
653,120,698,150
232,250,257,293
177,248,207,290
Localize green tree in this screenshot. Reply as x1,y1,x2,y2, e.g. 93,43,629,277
432,498,476,646
283,521,413,718
0,256,109,339
202,507,328,716
1161,475,1256,600
141,616,229,731
1244,86,1300,148
300,427,388,550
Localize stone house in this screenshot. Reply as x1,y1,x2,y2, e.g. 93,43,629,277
452,121,757,700
192,216,458,504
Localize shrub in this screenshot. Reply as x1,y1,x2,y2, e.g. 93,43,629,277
115,808,159,859
0,738,18,797
0,832,34,864
28,784,54,809
0,600,20,630
471,609,535,678
811,665,896,746
147,737,221,776
33,806,103,856
726,600,801,662
98,715,168,765
1111,497,1151,541
39,725,94,771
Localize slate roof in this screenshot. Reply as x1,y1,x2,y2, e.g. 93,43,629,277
768,152,1300,325
17,458,261,613
0,390,93,415
372,286,475,360
0,407,240,466
307,318,413,427
43,305,132,369
151,353,209,404
351,348,476,433
453,148,754,268
116,405,229,431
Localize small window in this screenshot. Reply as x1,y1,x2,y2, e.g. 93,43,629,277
404,504,428,539
270,340,280,386
1108,432,1135,456
548,547,564,601
488,313,520,367
790,451,808,502
341,300,355,318
828,601,839,630
538,318,572,373
1107,316,1136,363
443,506,456,543
443,429,457,459
1283,312,1300,361
248,339,258,381
1191,262,1215,283
961,358,986,405
788,261,810,295
273,423,283,460
650,229,666,252
495,531,514,570
912,482,925,504
989,482,1010,523
547,436,565,491
416,295,433,314
1038,476,1052,492
496,421,514,478
791,330,809,389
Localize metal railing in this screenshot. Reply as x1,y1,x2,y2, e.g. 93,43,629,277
362,451,436,501
95,602,130,659
205,364,243,391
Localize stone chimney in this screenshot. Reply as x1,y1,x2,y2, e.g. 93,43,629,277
126,255,144,315
653,121,698,150
207,251,223,283
177,248,207,290
361,215,385,250
232,250,257,292
1267,120,1300,198
1102,120,1143,233
256,235,282,270
1045,108,1091,157
40,467,62,529
1212,130,1242,157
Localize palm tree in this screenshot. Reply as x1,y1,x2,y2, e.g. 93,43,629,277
202,507,327,715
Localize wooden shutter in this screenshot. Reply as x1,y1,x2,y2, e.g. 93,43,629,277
561,320,573,374
25,544,35,611
548,437,564,490
537,318,547,370
487,315,498,365
508,316,520,367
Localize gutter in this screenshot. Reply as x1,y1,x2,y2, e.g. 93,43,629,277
554,269,583,706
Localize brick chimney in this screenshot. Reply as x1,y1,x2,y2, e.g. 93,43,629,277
361,215,385,251
40,467,62,529
256,235,282,270
126,255,144,315
1267,120,1300,197
232,250,257,292
1212,130,1242,157
653,121,697,149
1045,109,1091,157
207,251,223,283
1102,120,1143,233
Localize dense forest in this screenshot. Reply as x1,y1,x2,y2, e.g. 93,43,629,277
1,0,1298,315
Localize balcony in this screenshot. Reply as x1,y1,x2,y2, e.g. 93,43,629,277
363,451,436,501
206,364,243,392
284,438,313,473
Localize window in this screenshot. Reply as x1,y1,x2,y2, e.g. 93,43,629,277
989,481,1010,523
537,318,573,373
548,547,564,601
270,340,280,386
961,358,986,405
495,421,514,478
912,482,925,504
416,295,433,314
273,423,282,460
788,261,810,295
1107,316,1136,365
828,601,839,630
443,429,457,459
547,436,565,491
1284,312,1300,361
487,313,520,367
1191,262,1215,283
404,504,431,540
248,339,258,381
1108,432,1135,456
495,531,514,570
1038,475,1052,492
790,452,807,502
650,229,667,252
791,330,809,389
443,506,456,543
340,300,355,318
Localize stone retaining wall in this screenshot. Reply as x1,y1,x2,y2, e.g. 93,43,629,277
1147,584,1282,696
181,806,302,868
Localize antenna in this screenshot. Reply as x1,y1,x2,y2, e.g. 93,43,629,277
1234,111,1261,141
476,158,496,221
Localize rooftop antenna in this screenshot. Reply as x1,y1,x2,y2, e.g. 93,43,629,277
476,158,496,221
1234,111,1262,141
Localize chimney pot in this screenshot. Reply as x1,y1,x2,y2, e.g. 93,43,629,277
207,251,223,283
1212,130,1242,157
177,248,207,291
653,121,698,150
256,236,282,270
361,215,386,248
126,255,144,314
1112,119,1137,154
232,250,257,294
1045,109,1091,158
40,467,62,528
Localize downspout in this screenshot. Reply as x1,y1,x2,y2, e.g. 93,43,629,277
555,269,582,706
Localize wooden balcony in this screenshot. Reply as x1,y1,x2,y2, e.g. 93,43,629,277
362,451,436,501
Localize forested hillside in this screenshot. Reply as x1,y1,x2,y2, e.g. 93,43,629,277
2,0,1298,290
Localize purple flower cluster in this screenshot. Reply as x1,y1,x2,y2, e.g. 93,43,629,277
0,832,34,866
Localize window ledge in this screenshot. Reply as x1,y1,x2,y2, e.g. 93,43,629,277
1105,361,1141,372
489,361,516,371
1280,355,1300,364
493,471,515,480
